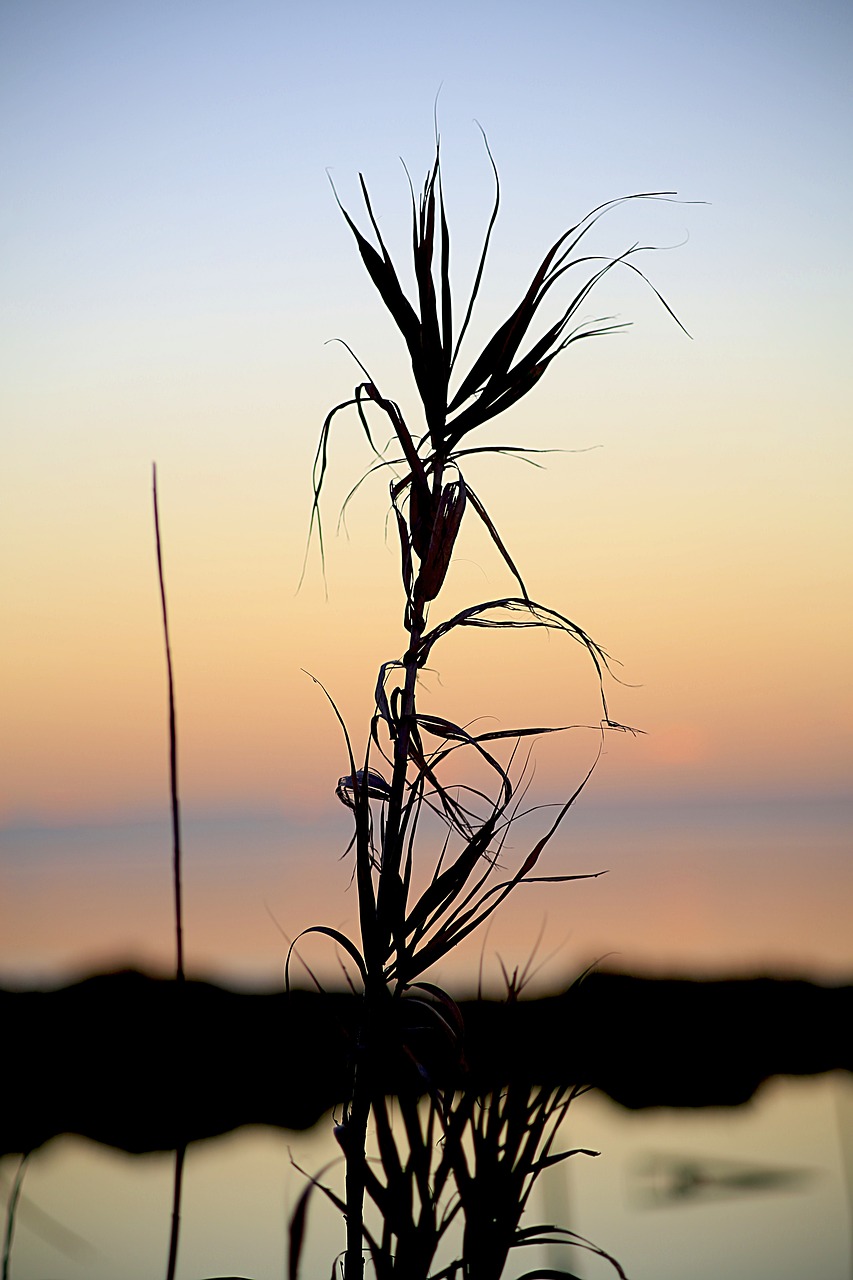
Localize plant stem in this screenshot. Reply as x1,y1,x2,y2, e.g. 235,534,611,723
153,464,186,1280
166,1145,186,1280
343,1072,370,1280
153,463,184,986
344,555,427,1276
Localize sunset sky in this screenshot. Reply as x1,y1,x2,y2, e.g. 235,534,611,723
2,0,851,988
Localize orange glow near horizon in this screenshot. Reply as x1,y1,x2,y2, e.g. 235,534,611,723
3,794,850,989
4,403,851,826
3,1,851,993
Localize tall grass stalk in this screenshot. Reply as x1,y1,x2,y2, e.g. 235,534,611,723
152,464,187,1280
291,134,687,1278
153,463,185,988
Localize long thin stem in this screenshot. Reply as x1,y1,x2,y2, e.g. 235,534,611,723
166,1146,186,1280
343,501,431,1277
153,463,186,1280
343,1071,370,1280
153,463,184,985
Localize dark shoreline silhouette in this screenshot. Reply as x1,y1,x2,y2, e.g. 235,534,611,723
3,969,850,1156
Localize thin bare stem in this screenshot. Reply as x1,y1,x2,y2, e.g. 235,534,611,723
152,463,186,1280
165,1146,186,1280
152,463,184,985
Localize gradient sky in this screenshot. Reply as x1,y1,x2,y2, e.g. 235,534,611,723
2,0,851,985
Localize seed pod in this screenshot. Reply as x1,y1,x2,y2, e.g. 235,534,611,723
408,477,437,562
418,478,467,601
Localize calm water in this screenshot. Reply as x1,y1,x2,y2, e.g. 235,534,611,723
3,1074,851,1280
3,793,852,989
3,797,851,1275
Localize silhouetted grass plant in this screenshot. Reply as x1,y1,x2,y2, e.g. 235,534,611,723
290,133,687,1279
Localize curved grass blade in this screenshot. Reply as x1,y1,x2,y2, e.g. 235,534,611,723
416,597,617,724
285,925,367,991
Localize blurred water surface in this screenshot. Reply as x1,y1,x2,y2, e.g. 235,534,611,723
2,1074,849,1280
2,793,851,990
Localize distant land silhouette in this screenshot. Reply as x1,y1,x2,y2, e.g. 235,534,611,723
2,970,850,1155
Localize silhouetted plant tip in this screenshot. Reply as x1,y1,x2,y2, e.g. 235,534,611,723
290,132,689,1279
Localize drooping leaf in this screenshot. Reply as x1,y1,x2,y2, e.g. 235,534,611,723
415,596,617,724
463,484,529,599
285,925,367,990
